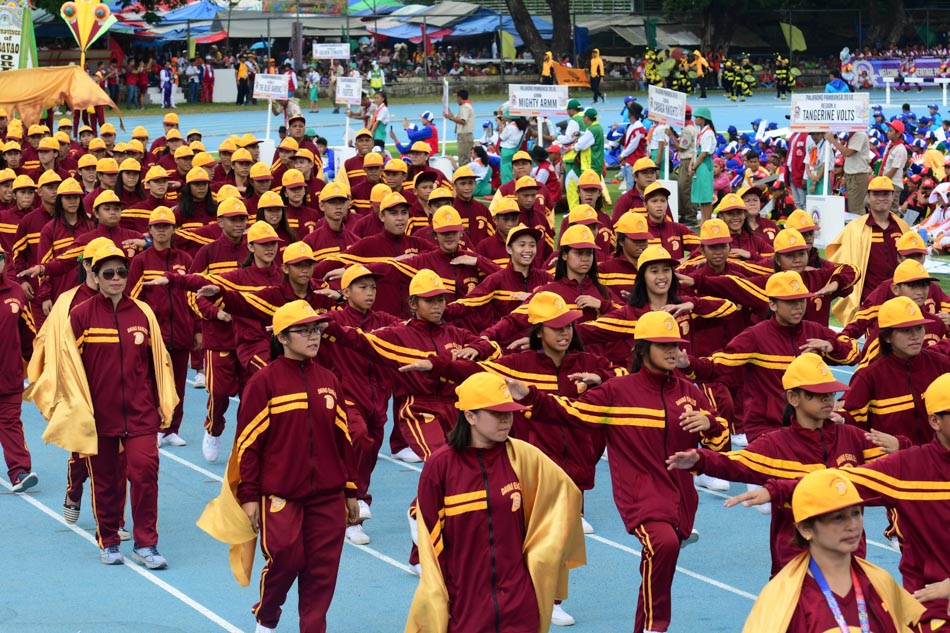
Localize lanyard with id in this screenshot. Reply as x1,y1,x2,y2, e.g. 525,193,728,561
808,557,871,633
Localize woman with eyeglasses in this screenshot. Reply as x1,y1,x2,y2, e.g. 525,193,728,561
65,243,177,569
202,300,358,633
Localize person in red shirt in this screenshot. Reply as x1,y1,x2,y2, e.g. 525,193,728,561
122,165,171,233
270,136,297,187
490,150,553,215
82,157,119,217
117,158,147,209
212,137,236,184
556,202,614,263
507,311,729,633
303,182,357,261
343,128,375,188
474,196,524,266
599,211,650,295
641,181,699,262
0,243,37,492
0,168,16,212
407,372,586,633
737,184,778,244
280,168,321,236
70,243,176,569
220,300,358,633
611,156,658,222
33,178,95,312
714,192,774,261
128,207,195,448
0,174,37,259
739,468,924,633
349,151,384,217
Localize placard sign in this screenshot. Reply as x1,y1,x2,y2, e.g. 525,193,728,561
789,93,870,133
647,85,687,127
253,73,290,100
0,6,24,72
312,43,350,60
335,76,362,106
507,84,569,117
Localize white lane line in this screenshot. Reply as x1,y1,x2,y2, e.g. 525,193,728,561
585,534,759,601
0,478,245,633
160,448,223,481
377,453,423,473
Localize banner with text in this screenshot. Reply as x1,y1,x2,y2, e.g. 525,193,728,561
312,43,350,60
789,92,870,133
647,85,687,127
253,73,290,100
552,63,590,88
848,57,947,88
0,6,25,71
507,84,569,117
335,76,362,106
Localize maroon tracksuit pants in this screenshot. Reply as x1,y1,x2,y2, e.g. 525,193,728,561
87,434,158,548
394,395,457,461
344,399,386,507
632,520,682,633
163,349,189,437
0,393,31,482
204,349,246,437
254,490,346,633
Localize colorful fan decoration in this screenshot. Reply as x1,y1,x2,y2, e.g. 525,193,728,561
60,0,117,67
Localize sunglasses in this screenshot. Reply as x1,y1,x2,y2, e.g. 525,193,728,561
99,267,128,280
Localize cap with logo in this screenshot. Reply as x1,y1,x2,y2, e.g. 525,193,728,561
341,263,383,289
782,352,849,393
773,228,810,254
454,372,526,412
568,204,599,226
786,209,818,233
634,310,686,343
559,224,597,249
614,211,651,240
765,270,814,300
792,469,864,523
272,300,329,335
527,291,583,328
699,218,733,245
217,197,249,218
878,296,931,329
282,242,317,265
409,268,453,297
148,206,177,226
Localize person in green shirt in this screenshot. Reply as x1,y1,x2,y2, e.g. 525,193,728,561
565,108,604,207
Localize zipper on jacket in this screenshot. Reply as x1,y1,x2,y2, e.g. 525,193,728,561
554,364,569,460
477,451,502,633
113,302,129,436
301,363,316,493
819,426,828,466
165,249,175,348
906,361,925,444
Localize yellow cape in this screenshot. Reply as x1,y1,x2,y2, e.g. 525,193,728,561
405,438,587,633
826,214,909,325
25,291,178,456
0,66,123,130
742,552,925,633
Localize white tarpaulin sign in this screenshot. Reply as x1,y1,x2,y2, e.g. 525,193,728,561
253,73,289,100
312,43,350,60
790,93,870,132
647,85,687,127
335,76,362,105
507,84,569,117
805,194,849,248
0,6,24,72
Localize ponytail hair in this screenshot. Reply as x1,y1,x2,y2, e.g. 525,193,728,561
446,412,471,450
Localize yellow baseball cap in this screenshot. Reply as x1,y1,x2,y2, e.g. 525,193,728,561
58,118,73,129
633,157,658,173
166,129,183,141
174,146,194,160
258,191,285,209
113,142,128,154
714,193,746,214
89,138,107,151
782,352,849,393
492,197,522,217
792,468,864,523
239,133,260,147
643,181,671,200
82,237,114,261
341,263,382,288
454,372,526,412
568,204,599,226
27,124,44,137
896,231,928,255
231,148,253,163
0,168,15,184
786,209,818,233
190,141,206,153
515,175,538,191
272,300,329,335
384,159,408,173
773,228,810,254
409,268,453,298
247,220,280,243
699,218,732,245
91,244,128,267
319,181,348,202
505,223,542,246
765,270,813,300
119,158,141,172
192,152,216,169
578,170,601,189
614,211,651,240
868,176,895,192
282,169,306,189
216,185,242,201
282,242,317,265
637,244,678,269
249,162,272,181
380,191,409,212
527,291,582,328
218,138,237,154
93,190,121,207
185,166,210,184
38,137,60,152
78,154,99,169
100,123,116,136
452,165,475,181
634,310,686,343
512,150,532,163
126,139,145,154
355,128,373,139
217,197,249,217
37,170,63,188
893,259,938,285
2,141,21,153
278,137,299,152
56,178,84,196
878,296,930,329
429,187,454,204
559,224,597,249
55,131,71,145
148,206,177,226
97,157,119,173
12,174,36,190
923,373,950,415
294,148,316,163
186,128,202,139
363,152,384,167
163,112,180,125
144,166,169,183
132,126,149,139
371,183,392,204
410,141,430,154
432,206,464,233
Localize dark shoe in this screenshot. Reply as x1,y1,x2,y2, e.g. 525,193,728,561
11,471,38,493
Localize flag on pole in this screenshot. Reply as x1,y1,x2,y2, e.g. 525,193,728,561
780,22,807,52
500,30,515,60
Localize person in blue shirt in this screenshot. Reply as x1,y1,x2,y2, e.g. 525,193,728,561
315,137,335,182
824,70,851,93
928,103,943,127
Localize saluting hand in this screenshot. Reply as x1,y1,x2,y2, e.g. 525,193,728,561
814,281,839,297
323,267,345,282
679,409,711,433
663,302,694,316
450,255,478,266
17,265,43,279
665,449,700,471
507,336,530,351
242,501,260,533
568,372,602,387
504,378,530,401
723,487,771,509
400,359,433,372
866,430,900,454
675,273,695,287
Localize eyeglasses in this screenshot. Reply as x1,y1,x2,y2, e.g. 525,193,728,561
286,325,325,337
99,267,128,280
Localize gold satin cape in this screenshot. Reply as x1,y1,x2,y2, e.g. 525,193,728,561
25,290,178,456
742,552,924,633
0,66,123,130
826,213,908,325
405,438,588,633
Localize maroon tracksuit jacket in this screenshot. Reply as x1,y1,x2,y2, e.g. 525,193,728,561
186,233,248,350
128,246,195,351
443,265,552,333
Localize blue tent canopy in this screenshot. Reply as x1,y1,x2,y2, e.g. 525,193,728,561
159,0,225,24
450,13,553,44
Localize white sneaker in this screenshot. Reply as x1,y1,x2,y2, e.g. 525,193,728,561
407,508,419,546
131,545,168,570
747,484,771,515
99,545,125,565
346,524,371,545
393,447,422,463
193,371,206,389
695,474,730,491
680,528,700,549
410,563,422,576
202,431,220,463
157,432,164,447
551,603,576,626
118,527,132,541
889,536,902,552
255,624,276,633
163,433,187,447
732,433,749,447
358,499,372,520
601,448,608,461
580,516,595,534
